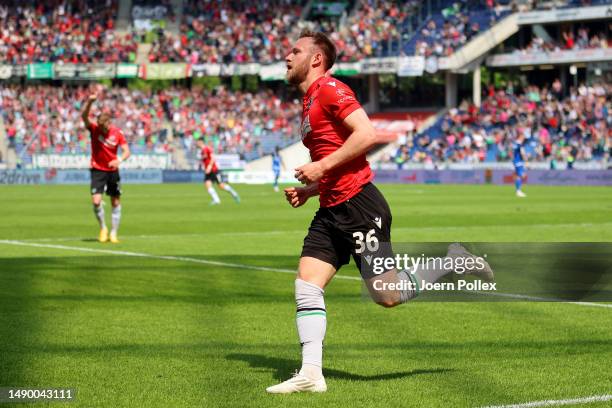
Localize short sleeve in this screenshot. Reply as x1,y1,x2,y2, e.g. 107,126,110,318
117,129,127,145
318,82,361,121
87,121,97,133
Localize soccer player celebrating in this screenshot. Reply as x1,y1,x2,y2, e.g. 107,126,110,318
513,132,527,197
272,146,285,192
82,93,130,243
267,30,492,394
196,139,240,205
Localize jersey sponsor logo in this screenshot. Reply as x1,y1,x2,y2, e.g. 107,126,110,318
301,115,312,139
99,134,118,148
336,88,355,104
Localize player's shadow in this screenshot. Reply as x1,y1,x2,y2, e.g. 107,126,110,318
226,353,453,381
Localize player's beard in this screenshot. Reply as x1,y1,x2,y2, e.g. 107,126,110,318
287,62,309,86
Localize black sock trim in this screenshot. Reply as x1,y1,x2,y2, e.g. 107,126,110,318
296,307,326,312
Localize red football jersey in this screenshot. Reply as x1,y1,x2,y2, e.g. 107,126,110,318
301,76,373,207
201,145,218,173
88,122,127,172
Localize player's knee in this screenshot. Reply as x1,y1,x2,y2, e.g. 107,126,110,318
370,287,402,308
375,298,401,308
295,278,325,310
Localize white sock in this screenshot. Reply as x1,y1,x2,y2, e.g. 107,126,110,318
111,205,121,235
208,187,220,203
295,279,325,380
93,204,106,229
412,257,453,286
221,184,238,198
397,257,453,302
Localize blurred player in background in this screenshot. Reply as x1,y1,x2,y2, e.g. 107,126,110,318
196,139,240,205
513,132,527,197
272,146,285,192
267,30,492,394
81,93,130,243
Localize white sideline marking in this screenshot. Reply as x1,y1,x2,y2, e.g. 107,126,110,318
468,290,612,309
18,230,305,242
481,394,612,408
0,240,361,281
1,240,611,309
392,222,609,233
15,222,612,243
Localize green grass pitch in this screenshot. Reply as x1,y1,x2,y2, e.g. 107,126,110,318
0,183,611,407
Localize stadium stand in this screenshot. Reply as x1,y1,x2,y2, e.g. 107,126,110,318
147,0,306,64
511,27,610,54
165,87,302,162
405,1,512,57
0,85,302,166
0,0,138,64
1,85,169,165
314,0,421,61
381,82,610,167
147,0,426,63
0,0,610,169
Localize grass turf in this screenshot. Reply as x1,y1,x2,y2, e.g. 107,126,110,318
0,183,611,407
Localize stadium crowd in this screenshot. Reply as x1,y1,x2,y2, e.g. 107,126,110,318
146,0,422,63
168,87,301,158
0,0,556,65
0,0,138,64
1,85,170,156
1,0,607,65
518,28,610,54
414,1,507,57
0,85,301,160
147,0,305,64
319,0,419,61
388,82,610,167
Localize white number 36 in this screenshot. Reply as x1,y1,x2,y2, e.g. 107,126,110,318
353,229,379,254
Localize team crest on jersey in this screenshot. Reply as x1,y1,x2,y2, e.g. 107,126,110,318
305,97,313,112
301,115,312,139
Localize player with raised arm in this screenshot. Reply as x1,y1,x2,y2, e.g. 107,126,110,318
82,93,130,243
266,30,493,394
196,139,240,205
513,132,528,197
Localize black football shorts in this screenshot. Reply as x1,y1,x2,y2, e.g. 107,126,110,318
90,169,121,197
301,183,394,279
205,170,222,184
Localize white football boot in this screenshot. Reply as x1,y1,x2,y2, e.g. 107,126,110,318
447,243,494,282
266,372,327,394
